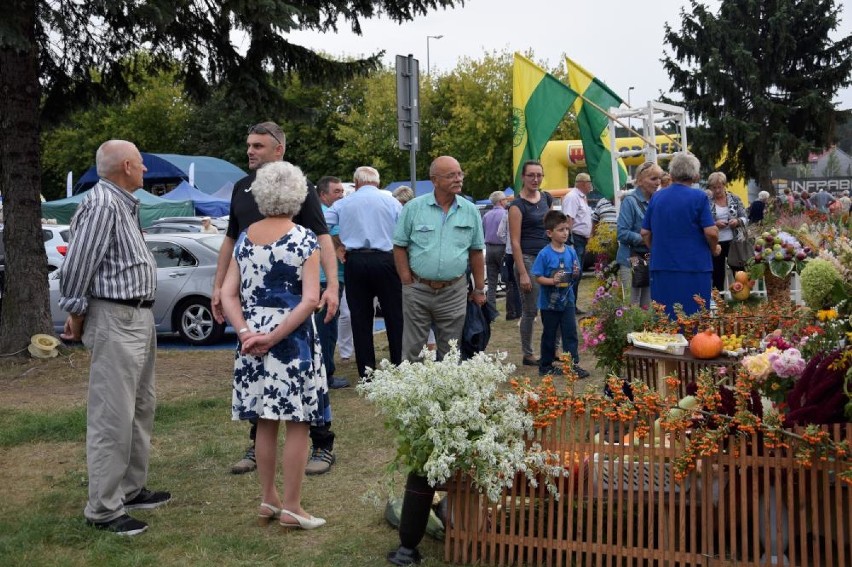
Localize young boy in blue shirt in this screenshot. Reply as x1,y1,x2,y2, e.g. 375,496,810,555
531,210,590,378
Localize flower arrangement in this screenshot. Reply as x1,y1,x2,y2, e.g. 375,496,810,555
586,222,618,269
358,343,565,502
580,284,658,375
741,345,806,405
751,228,813,279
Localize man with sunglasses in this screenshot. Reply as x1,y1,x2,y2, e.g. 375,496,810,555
212,121,339,476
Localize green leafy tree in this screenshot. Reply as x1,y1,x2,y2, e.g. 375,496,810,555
41,63,194,200
431,51,513,198
334,69,438,183
662,0,852,192
0,0,461,354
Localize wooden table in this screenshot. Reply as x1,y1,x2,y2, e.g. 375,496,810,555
624,347,738,397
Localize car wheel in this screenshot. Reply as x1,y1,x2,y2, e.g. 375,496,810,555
176,297,224,346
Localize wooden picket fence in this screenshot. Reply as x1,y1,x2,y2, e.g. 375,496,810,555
444,414,851,566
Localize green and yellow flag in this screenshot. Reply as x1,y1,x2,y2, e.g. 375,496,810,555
513,54,577,190
565,57,628,199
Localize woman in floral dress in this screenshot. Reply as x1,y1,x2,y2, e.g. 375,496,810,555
220,161,329,530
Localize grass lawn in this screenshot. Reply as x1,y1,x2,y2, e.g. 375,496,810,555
0,280,604,566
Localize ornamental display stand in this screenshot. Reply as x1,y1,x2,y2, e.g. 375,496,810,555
624,347,739,398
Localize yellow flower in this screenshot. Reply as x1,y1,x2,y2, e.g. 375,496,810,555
816,309,838,321
742,350,774,380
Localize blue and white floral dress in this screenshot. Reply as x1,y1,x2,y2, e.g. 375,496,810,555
231,225,330,425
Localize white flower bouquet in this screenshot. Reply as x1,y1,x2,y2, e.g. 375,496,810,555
358,342,564,502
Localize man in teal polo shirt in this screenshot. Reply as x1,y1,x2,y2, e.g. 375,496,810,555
393,156,486,361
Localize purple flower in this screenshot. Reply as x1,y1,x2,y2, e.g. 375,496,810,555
615,308,624,318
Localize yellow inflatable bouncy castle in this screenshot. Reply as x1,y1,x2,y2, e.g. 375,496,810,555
539,135,749,205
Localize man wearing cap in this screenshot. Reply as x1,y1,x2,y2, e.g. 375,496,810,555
393,156,486,362
211,121,340,476
59,140,170,536
561,173,593,313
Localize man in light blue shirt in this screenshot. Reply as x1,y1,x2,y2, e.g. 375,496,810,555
393,156,486,362
325,166,403,379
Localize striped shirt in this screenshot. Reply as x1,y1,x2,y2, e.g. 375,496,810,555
59,179,157,315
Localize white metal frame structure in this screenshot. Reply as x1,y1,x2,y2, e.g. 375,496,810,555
607,101,689,206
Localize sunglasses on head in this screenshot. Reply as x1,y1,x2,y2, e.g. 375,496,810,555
248,124,283,147
636,161,657,175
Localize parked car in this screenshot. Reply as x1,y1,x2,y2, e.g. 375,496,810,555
0,223,68,278
49,233,228,345
42,224,71,271
151,216,228,232
144,222,202,234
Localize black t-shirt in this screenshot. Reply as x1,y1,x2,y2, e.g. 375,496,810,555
226,170,329,240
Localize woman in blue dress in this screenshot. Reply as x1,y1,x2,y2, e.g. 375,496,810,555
221,161,328,530
640,153,721,319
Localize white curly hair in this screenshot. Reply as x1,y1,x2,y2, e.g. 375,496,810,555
251,161,308,217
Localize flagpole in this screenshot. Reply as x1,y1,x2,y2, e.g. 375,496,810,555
571,89,682,150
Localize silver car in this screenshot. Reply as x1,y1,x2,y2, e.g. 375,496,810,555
51,232,228,345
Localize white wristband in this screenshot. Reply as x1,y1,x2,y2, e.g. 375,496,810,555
238,327,249,335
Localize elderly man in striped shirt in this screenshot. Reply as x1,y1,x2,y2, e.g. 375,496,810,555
60,140,170,537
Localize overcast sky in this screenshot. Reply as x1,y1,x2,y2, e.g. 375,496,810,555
286,0,852,113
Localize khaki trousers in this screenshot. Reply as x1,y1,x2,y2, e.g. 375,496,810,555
401,277,468,362
82,299,157,522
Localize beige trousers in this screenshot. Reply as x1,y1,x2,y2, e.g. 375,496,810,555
82,299,157,522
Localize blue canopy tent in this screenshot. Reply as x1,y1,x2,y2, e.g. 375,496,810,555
42,189,193,227
211,182,235,200
72,153,245,196
162,181,230,217
72,153,187,194
155,154,246,195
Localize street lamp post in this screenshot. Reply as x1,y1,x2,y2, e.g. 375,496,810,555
426,35,444,76
627,86,635,107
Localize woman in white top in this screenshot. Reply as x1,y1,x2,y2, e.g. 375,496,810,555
707,172,748,291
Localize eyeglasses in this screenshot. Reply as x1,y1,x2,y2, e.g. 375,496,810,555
248,124,284,147
524,173,544,179
435,171,465,180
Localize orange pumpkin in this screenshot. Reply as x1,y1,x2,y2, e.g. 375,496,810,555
689,328,723,359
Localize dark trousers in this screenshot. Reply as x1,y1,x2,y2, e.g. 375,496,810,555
539,307,579,371
712,240,732,291
344,250,404,378
570,234,588,303
485,243,505,312
502,253,522,318
314,282,344,378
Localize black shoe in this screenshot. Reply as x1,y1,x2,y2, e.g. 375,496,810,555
387,546,422,565
522,356,539,366
575,307,587,316
124,488,171,510
328,376,351,389
539,366,563,377
573,365,591,379
506,314,520,321
87,513,148,536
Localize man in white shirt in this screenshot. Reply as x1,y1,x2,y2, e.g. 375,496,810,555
561,172,593,313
